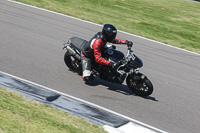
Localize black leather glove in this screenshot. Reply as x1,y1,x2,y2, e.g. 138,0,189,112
125,40,133,47
109,61,121,70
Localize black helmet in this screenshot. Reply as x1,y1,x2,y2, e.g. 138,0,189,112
102,24,117,42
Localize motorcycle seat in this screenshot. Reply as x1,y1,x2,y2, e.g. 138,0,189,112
69,37,88,52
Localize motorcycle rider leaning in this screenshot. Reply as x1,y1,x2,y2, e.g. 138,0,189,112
81,24,133,81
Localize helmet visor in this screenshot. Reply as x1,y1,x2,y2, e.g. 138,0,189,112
106,30,117,42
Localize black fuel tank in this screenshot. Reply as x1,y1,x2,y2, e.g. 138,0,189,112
103,49,124,62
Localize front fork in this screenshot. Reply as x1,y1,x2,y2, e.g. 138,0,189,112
133,72,147,81
127,72,147,84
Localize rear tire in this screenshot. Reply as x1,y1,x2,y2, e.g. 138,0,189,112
126,75,153,97
64,51,82,74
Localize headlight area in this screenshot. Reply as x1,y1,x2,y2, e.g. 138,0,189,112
134,68,140,74
127,68,140,75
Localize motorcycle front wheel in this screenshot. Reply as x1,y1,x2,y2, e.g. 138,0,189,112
64,51,82,74
126,75,153,97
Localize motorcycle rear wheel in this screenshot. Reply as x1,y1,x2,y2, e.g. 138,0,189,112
126,75,153,97
64,51,82,74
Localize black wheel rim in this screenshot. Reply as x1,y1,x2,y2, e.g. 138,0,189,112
130,79,149,94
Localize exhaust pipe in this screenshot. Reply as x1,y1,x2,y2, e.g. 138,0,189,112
65,45,81,60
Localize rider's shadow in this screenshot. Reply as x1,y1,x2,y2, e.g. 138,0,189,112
86,78,158,102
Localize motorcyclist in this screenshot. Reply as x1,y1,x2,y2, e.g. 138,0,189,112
81,24,133,81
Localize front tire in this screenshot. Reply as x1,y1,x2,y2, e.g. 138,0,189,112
64,51,82,74
126,75,153,97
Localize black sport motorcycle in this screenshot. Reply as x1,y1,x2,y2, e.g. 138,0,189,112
63,37,153,97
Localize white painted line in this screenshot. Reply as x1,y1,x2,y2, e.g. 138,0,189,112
117,122,158,133
104,122,159,133
7,0,200,56
0,71,168,133
103,125,124,133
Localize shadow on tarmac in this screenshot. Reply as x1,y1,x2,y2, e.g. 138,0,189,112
85,77,158,102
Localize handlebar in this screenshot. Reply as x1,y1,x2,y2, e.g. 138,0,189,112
128,46,132,50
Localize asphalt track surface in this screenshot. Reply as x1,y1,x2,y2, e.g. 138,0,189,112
0,0,200,133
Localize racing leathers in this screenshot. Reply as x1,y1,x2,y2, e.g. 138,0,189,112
81,32,126,81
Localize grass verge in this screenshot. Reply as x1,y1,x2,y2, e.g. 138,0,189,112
14,0,200,53
0,87,107,133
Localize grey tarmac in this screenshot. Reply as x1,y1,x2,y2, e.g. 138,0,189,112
0,0,200,133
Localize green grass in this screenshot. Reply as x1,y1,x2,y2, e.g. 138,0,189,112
14,0,200,54
0,87,107,133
